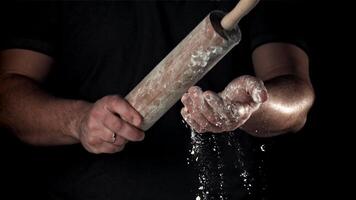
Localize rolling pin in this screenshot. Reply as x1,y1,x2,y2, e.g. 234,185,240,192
125,0,260,131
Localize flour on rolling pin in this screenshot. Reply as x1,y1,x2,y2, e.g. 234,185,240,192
126,11,241,130
126,0,259,130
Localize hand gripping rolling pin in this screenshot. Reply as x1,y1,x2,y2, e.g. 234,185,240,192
125,0,260,130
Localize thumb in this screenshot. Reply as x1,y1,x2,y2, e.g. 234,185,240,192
221,75,268,103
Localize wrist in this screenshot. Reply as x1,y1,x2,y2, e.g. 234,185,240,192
66,100,92,140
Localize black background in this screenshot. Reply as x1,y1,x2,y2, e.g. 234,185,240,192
0,0,350,199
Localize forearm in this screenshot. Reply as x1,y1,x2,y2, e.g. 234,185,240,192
0,74,91,145
240,75,314,137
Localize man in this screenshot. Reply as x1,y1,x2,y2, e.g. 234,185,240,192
0,1,314,199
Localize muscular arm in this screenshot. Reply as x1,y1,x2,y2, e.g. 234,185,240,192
241,43,315,137
181,43,314,137
0,49,144,153
0,49,89,145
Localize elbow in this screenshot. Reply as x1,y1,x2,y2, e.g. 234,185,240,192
5,127,44,146
248,81,315,137
0,125,43,146
242,76,315,137
1,115,44,146
290,116,307,133
287,83,315,133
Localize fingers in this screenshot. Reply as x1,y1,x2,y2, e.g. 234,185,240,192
103,95,143,128
181,88,208,132
228,102,252,128
102,113,145,142
181,107,203,133
181,87,221,133
187,87,212,131
181,93,194,114
84,124,129,154
98,125,128,146
181,76,267,133
221,75,268,104
251,83,268,103
202,91,226,127
79,95,145,154
241,75,267,103
204,90,229,122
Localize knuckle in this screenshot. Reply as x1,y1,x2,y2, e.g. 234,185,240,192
122,105,132,116
181,93,188,102
134,115,143,127
188,86,200,94
203,90,211,97
114,119,123,131
110,95,123,103
126,115,135,126
89,108,99,117
86,136,98,146
88,108,103,123
86,118,97,130
103,95,121,104
100,95,111,103
192,86,201,91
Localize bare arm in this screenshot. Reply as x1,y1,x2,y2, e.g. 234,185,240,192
0,49,144,153
240,43,314,136
181,43,314,137
0,49,82,145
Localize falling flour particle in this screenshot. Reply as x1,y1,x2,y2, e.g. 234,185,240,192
183,120,268,199
260,144,266,152
183,117,227,200
227,132,254,195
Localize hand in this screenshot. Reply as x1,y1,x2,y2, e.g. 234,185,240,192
75,95,144,154
181,75,267,133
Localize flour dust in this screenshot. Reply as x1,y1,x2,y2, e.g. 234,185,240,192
183,119,268,200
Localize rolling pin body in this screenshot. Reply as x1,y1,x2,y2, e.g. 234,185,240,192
125,11,241,130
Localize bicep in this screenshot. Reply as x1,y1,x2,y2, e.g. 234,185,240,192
252,42,310,83
0,49,53,82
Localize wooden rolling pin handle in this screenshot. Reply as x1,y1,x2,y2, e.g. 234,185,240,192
221,0,260,31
